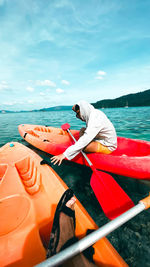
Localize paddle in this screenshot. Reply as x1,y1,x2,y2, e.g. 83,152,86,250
61,123,134,219
36,193,150,267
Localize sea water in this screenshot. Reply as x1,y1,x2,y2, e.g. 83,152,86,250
0,106,150,147
0,106,150,267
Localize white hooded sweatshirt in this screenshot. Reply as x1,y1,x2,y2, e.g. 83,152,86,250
63,100,117,160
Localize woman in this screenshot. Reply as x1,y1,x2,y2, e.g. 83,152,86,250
51,100,117,166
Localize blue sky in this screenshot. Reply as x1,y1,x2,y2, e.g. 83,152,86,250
0,0,150,111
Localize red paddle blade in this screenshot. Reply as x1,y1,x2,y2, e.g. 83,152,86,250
61,123,71,131
90,170,134,220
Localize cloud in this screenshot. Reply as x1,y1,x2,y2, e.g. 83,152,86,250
56,88,64,93
36,80,56,87
96,76,104,80
27,100,34,104
3,101,14,106
97,70,106,76
0,81,9,91
95,70,106,80
2,100,25,106
26,86,34,92
61,79,70,85
40,92,46,96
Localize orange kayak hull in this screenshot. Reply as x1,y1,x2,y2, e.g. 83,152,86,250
0,142,127,267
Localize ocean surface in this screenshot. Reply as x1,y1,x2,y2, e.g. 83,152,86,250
0,106,150,267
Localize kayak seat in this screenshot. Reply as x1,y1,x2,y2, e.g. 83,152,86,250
0,195,31,236
112,137,150,157
0,194,46,266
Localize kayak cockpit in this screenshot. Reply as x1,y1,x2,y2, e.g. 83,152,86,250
112,137,150,157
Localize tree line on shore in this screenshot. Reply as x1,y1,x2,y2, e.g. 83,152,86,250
92,89,150,109
1,89,150,113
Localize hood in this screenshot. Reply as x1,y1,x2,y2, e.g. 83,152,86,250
77,100,94,123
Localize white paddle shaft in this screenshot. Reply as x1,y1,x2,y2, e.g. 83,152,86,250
35,201,146,267
67,128,93,167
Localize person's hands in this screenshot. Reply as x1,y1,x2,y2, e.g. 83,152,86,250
51,154,66,166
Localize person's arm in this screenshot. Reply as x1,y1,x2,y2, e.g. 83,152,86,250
51,112,103,165
63,126,100,160
51,125,100,165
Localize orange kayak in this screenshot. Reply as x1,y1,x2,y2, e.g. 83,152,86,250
18,124,150,180
0,142,128,267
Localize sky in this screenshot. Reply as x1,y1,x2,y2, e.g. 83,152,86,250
0,0,150,111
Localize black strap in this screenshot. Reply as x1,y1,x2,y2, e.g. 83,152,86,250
23,132,27,138
40,159,50,165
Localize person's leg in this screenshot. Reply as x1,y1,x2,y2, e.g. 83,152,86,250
79,128,112,155
84,141,112,154
47,189,97,267
58,198,97,267
55,197,76,253
46,189,75,258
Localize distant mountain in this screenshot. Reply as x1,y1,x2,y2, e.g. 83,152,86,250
0,110,14,113
1,89,150,113
37,105,72,112
0,105,72,113
92,89,150,109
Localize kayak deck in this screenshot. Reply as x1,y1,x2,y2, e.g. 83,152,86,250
0,142,127,267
